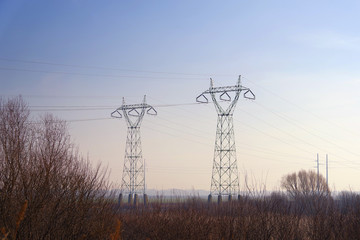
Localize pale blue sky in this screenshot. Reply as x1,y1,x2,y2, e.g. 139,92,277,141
1,0,360,191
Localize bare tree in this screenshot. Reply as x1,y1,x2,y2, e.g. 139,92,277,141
281,169,329,198
0,97,117,239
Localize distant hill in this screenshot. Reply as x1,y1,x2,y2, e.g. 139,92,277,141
113,188,209,197
146,188,209,197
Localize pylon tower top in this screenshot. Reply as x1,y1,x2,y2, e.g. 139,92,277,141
196,75,255,105
111,95,157,122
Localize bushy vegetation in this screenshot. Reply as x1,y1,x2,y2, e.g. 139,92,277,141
116,166,358,240
118,192,360,240
0,97,117,239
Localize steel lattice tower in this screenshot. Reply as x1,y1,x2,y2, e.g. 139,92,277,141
196,76,255,198
111,95,157,197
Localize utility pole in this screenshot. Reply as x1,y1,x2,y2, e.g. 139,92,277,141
111,95,157,205
326,154,328,191
196,75,255,203
316,153,319,194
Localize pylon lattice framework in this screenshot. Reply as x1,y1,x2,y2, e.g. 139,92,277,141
111,95,157,195
196,76,255,196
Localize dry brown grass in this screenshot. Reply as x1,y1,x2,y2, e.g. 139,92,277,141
115,193,360,240
110,219,122,240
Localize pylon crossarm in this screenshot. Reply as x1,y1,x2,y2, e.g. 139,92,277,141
112,104,157,123
208,85,249,93
198,83,250,93
197,81,254,115
116,103,152,110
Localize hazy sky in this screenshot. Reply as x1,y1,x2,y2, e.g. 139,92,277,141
1,0,360,192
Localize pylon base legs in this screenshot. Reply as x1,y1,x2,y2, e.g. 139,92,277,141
118,193,149,207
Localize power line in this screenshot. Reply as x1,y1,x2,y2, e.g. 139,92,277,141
243,76,360,138
1,56,358,143
0,66,204,80
148,99,360,169
150,119,316,163
0,57,234,77
29,107,114,112
147,96,216,128
17,106,360,170
238,152,312,166
233,116,317,156
144,122,211,148
2,67,359,171
1,94,126,99
0,102,204,112
150,102,360,169
27,117,112,124
235,109,360,169
146,118,210,141
252,101,360,159
150,111,316,162
4,96,358,165
3,66,356,155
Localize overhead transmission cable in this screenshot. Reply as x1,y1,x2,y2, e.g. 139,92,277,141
152,103,314,161
235,106,360,169
252,100,360,159
0,66,205,80
242,75,360,138
16,96,359,168
201,103,314,155
1,56,359,141
0,57,233,77
23,98,352,167
2,60,359,169
20,101,360,169
152,112,313,162
11,102,204,112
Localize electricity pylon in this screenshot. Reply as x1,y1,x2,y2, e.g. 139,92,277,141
196,76,255,200
111,95,156,204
